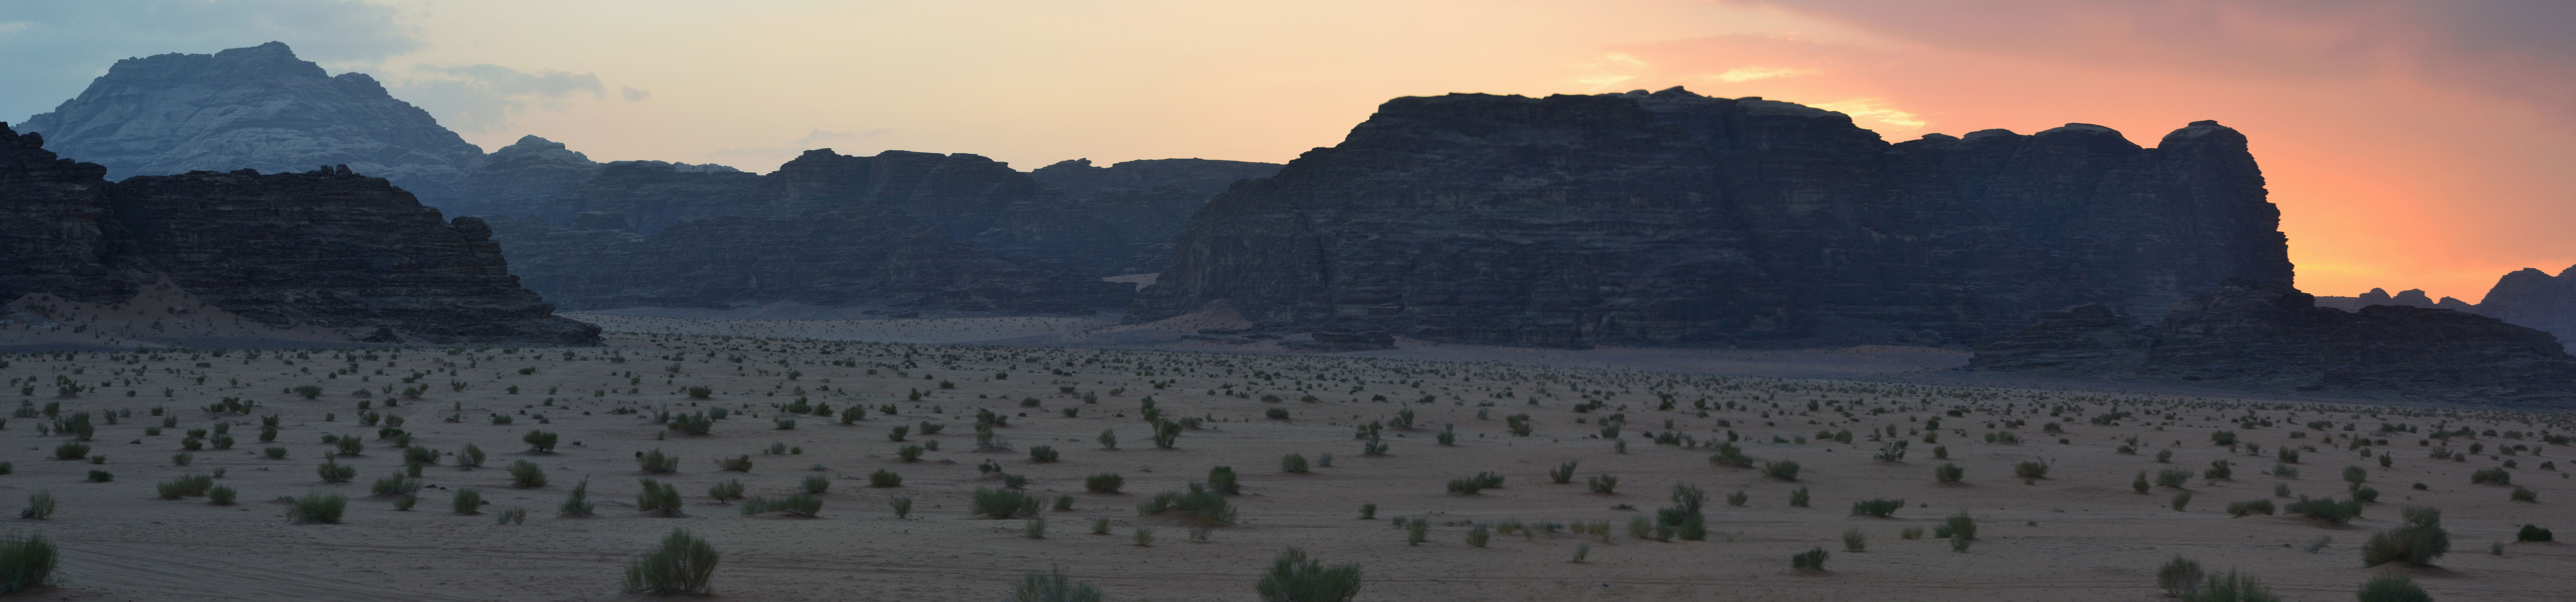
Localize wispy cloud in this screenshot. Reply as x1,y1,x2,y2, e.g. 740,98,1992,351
390,64,605,132
620,86,651,102
1810,99,1925,129
1715,66,1817,82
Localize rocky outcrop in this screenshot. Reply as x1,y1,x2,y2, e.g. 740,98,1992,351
484,213,1128,313
0,122,597,345
1971,280,2576,402
1133,88,2291,348
2315,287,2476,312
1031,158,1284,274
16,42,486,203
2475,266,2576,341
440,135,607,220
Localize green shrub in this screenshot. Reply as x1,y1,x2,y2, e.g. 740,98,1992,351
1789,486,1810,508
1587,474,1618,494
2355,575,2429,602
2013,461,2049,484
717,455,752,472
869,469,902,488
1465,523,1490,547
1842,528,1866,552
1030,445,1059,463
1085,473,1123,493
2225,499,2276,517
636,478,684,516
286,493,347,524
0,534,57,594
1546,461,1577,484
2156,556,2204,598
620,529,718,596
1281,453,1309,474
2157,468,2192,488
451,488,485,514
2181,570,2279,602
457,444,485,467
707,479,744,502
50,442,87,460
1790,547,1828,570
2471,467,2510,485
639,449,679,473
16,493,49,520
739,494,821,517
207,485,237,505
560,478,595,516
1762,460,1800,481
2517,524,2553,542
508,460,546,488
2284,496,2363,524
1936,463,1964,483
2510,486,2536,502
801,475,828,494
1850,499,1903,517
2354,486,2380,503
369,474,420,496
2171,491,2193,511
1255,547,1361,602
264,447,288,459
523,430,558,452
973,488,1040,519
2361,506,2449,567
1009,566,1103,602
889,496,913,519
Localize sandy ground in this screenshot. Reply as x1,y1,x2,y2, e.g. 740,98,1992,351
0,323,2566,601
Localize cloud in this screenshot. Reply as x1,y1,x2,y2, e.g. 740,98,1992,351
0,0,418,122
1715,66,1817,82
620,86,651,102
1808,99,1923,130
390,63,605,132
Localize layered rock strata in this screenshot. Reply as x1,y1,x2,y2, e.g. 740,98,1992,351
1133,87,2292,347
0,123,597,345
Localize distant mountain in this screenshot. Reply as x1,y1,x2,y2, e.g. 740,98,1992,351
1135,88,2291,348
16,42,485,202
2307,265,2576,342
1031,158,1282,274
2313,287,2475,312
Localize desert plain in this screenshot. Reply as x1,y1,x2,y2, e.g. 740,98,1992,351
0,312,2565,602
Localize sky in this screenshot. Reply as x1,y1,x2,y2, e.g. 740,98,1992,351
2,0,2571,301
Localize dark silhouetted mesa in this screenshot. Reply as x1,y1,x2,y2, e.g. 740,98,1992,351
0,123,598,345
1135,87,2291,347
2475,266,2576,342
16,42,486,204
1973,280,2576,403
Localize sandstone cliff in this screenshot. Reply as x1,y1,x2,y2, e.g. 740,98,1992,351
1971,281,2576,402
0,122,596,345
16,42,486,203
1030,158,1284,274
1133,88,2291,347
2473,265,2576,342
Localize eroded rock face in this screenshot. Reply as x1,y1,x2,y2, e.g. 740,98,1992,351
1134,88,2292,347
1030,158,1284,274
1972,280,2576,402
16,42,485,203
0,122,597,345
2476,266,2576,342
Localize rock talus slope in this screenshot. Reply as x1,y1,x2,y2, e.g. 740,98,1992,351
16,42,486,203
0,122,596,345
1134,88,2290,347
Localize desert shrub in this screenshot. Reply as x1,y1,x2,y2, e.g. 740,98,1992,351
800,475,829,494
0,534,56,594
2157,468,2192,488
50,442,87,461
2273,464,2298,479
1548,461,1577,484
668,412,713,435
1587,474,1618,494
334,436,363,457
889,496,913,519
1842,528,1866,552
2171,491,2193,511
318,459,357,483
286,493,347,524
1762,460,1800,481
457,444,485,467
896,444,924,462
2014,461,2049,484
636,478,684,516
2182,570,2278,602
1789,486,1810,508
1850,498,1903,517
523,430,558,452
2277,448,2301,463
2355,575,2429,602
2210,431,2237,445
1899,526,1923,539
264,447,288,459
717,455,752,472
1008,567,1103,602
1003,474,1030,489
1708,442,1753,467
1934,512,1977,547
2361,506,2449,567
1281,453,1308,473
2284,496,2363,524
508,460,546,488
16,493,49,520
974,488,1040,519
621,528,718,596
1029,445,1059,463
1085,473,1123,493
1406,519,1429,545
369,474,420,496
2226,500,2276,517
2510,486,2537,501
2354,486,2380,502
638,449,679,473
401,446,440,465
1465,523,1490,547
2517,524,2553,542
868,469,902,488
2204,460,2233,481
2156,556,2204,598
1790,547,1829,570
451,488,485,514
1209,466,1241,495
1256,547,1361,602
707,479,744,501
739,494,821,517
2343,465,2370,489
560,478,596,516
2470,467,2510,485
1936,463,1964,483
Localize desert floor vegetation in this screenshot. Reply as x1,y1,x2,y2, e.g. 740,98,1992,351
0,330,2560,599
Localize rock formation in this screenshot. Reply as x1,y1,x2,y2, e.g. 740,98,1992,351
1133,88,2291,348
1971,280,2576,402
0,122,596,345
16,42,486,203
1030,158,1284,274
2315,287,2476,312
2473,265,2576,341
